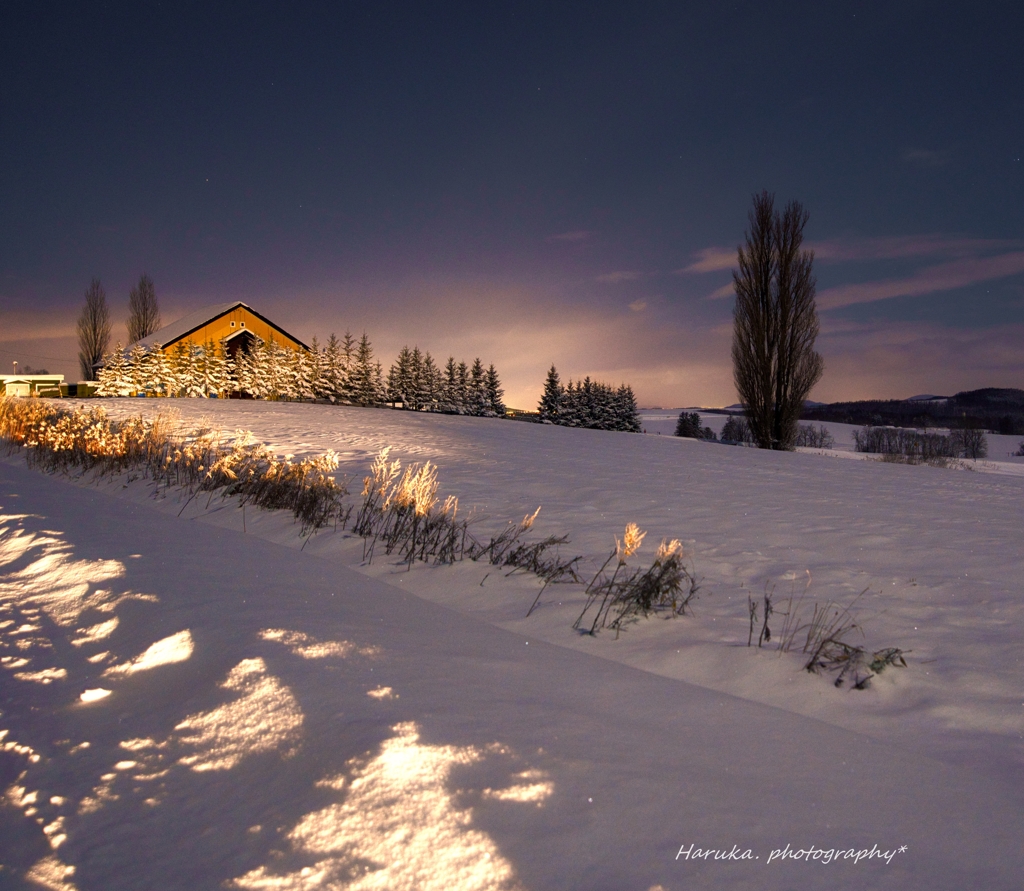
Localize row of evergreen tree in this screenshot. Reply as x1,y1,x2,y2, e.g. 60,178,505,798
386,346,505,416
537,366,641,432
95,333,504,416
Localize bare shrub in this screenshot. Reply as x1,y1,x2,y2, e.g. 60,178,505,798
774,585,907,689
467,507,582,615
950,425,988,460
853,425,957,464
795,423,835,449
721,415,755,445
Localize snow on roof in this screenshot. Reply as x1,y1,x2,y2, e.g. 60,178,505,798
134,302,245,349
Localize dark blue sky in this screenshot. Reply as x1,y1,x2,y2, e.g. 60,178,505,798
3,1,1022,406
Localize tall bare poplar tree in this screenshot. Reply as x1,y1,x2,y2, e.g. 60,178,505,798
77,278,111,380
127,273,161,343
731,191,823,450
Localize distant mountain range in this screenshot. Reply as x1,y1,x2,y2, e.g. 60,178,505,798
801,388,1024,435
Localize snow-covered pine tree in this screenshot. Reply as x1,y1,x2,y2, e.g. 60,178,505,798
191,342,209,397
455,361,470,413
615,384,641,432
234,340,256,397
204,340,233,397
322,333,342,401
599,383,614,428
96,343,133,396
166,341,192,397
388,346,413,408
408,347,425,410
353,335,374,405
307,336,326,400
385,357,400,407
351,334,380,406
538,365,563,422
288,346,313,401
558,380,577,426
372,361,386,406
181,343,208,397
468,358,487,416
142,343,170,396
339,331,357,403
127,343,148,395
245,337,272,399
440,357,458,413
268,339,292,400
421,352,441,411
485,364,505,416
590,380,615,429
578,377,596,427
251,338,271,399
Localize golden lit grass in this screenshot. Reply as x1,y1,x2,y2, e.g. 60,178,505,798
0,399,349,535
354,449,467,566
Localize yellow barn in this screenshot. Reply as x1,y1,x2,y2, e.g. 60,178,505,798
134,301,309,362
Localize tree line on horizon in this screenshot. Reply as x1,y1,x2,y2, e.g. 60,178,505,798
95,331,505,415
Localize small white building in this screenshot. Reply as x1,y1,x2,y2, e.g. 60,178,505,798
1,374,65,397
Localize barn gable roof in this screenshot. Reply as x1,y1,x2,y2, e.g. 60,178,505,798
133,302,309,351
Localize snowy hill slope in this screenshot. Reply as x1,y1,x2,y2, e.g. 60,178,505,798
2,400,1023,889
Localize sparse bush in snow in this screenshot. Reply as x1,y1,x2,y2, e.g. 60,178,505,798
467,507,582,615
573,524,700,637
748,581,907,689
795,423,835,449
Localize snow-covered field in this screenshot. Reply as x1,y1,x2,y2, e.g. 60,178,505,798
2,399,1023,889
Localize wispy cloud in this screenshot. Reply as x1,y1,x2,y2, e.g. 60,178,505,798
628,299,647,312
680,234,1020,272
809,234,1020,262
704,283,735,301
675,247,734,274
903,148,953,168
595,271,643,283
546,230,591,243
679,234,1024,310
818,251,1024,310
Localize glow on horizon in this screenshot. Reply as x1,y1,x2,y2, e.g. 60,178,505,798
3,253,1023,406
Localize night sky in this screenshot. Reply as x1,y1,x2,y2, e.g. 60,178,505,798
2,2,1022,408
